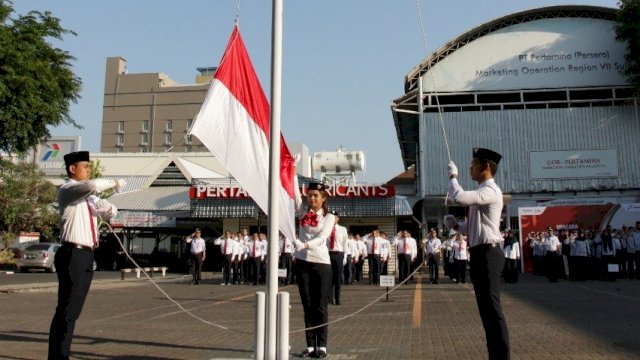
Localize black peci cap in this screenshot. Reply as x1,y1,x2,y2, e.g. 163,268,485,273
473,147,502,164
308,182,326,191
63,151,90,167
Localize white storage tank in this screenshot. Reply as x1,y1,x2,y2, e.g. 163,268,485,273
312,149,365,173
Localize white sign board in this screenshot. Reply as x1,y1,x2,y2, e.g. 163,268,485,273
608,264,619,273
421,18,627,92
278,269,287,278
379,275,395,287
529,149,618,180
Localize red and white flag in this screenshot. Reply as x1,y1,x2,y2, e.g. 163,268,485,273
189,25,299,243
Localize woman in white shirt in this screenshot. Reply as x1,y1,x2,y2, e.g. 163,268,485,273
294,182,334,359
502,231,520,283
451,233,469,284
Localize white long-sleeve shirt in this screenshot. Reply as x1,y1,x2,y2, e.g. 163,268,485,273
452,239,469,260
502,242,520,260
294,207,334,264
327,224,349,252
448,178,503,248
364,235,383,256
58,179,118,248
280,237,293,255
214,237,238,257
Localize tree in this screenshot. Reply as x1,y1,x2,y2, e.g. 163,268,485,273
0,159,57,248
616,0,640,94
0,0,81,156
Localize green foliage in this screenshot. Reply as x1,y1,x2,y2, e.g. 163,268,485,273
616,0,640,94
0,159,57,248
0,0,82,155
0,248,15,266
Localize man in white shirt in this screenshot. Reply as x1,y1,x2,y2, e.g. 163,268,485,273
214,230,238,285
355,234,366,282
397,231,417,284
364,230,382,285
49,151,123,360
188,229,207,285
327,212,348,305
279,232,294,285
444,147,510,360
633,222,640,279
424,229,442,284
544,228,562,283
380,232,391,276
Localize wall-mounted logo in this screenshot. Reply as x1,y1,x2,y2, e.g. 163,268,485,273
42,144,61,161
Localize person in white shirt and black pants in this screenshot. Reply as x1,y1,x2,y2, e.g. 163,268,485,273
49,151,123,360
445,147,510,360
327,211,348,305
294,182,334,358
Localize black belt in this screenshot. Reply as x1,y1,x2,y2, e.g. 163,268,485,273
62,242,94,253
329,251,343,254
470,243,499,252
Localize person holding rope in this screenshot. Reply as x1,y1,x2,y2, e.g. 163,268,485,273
48,151,124,360
293,181,334,358
444,147,510,360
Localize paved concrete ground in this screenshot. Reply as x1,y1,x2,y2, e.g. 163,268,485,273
1,270,639,359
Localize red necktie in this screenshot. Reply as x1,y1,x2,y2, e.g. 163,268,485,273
253,241,256,257
330,227,336,250
224,239,228,254
372,239,376,254
403,239,407,254
86,200,97,248
459,241,462,252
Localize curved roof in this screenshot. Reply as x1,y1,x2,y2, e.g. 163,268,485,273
404,5,618,93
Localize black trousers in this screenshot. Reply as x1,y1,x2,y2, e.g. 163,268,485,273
249,257,262,285
343,255,352,284
296,260,332,349
503,258,518,283
545,252,561,282
469,245,510,360
329,252,344,303
368,255,380,285
192,252,204,282
398,254,411,283
427,254,440,282
455,259,468,283
222,254,233,284
280,253,293,285
355,258,364,281
48,246,94,360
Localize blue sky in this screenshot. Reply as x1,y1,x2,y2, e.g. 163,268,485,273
12,1,619,183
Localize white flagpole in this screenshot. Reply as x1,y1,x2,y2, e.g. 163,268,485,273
267,0,284,358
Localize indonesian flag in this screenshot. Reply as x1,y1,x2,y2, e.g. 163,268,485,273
189,25,299,243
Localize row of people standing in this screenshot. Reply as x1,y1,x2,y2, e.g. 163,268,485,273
527,223,640,282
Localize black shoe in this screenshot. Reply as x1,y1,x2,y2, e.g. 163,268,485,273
300,349,315,358
316,349,327,358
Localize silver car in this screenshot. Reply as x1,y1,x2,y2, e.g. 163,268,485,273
17,243,61,273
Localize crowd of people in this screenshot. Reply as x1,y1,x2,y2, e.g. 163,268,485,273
526,221,640,282
182,228,423,288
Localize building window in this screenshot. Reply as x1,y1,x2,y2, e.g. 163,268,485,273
117,121,124,133
117,133,124,145
166,120,173,132
141,133,148,145
165,132,172,144
142,120,149,132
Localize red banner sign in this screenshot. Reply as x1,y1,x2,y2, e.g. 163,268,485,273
189,184,395,199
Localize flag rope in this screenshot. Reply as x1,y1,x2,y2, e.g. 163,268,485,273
414,0,452,209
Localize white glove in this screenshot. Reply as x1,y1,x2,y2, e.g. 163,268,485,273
443,215,458,230
294,239,305,251
448,161,458,178
115,178,127,193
